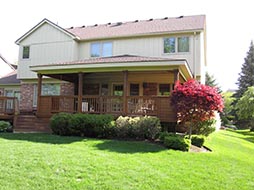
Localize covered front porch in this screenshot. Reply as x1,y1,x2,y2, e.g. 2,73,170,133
32,55,193,123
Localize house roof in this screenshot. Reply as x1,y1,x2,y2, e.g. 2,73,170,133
30,55,193,81
0,70,20,85
31,54,188,67
0,53,16,70
15,18,79,45
16,15,205,44
67,15,206,40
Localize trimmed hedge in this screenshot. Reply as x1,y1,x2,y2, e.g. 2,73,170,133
50,113,161,140
159,132,190,151
158,132,179,141
0,121,12,132
191,135,205,147
164,135,190,151
115,116,161,140
50,113,114,138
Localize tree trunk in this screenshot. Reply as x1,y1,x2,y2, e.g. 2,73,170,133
189,123,193,139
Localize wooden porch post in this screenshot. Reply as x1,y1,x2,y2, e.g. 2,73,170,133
123,70,128,115
173,69,180,83
37,73,43,115
78,72,83,113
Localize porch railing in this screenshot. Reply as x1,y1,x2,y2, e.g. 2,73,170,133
37,95,176,122
0,97,19,118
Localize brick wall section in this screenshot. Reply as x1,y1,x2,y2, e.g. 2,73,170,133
20,84,34,112
60,82,74,95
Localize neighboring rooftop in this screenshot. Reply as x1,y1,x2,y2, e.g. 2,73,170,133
0,70,20,85
67,15,206,40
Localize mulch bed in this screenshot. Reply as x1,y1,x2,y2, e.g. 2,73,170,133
190,145,211,152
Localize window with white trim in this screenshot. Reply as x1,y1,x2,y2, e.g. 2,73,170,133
163,36,189,53
90,42,112,57
33,84,60,107
22,46,30,59
178,37,189,52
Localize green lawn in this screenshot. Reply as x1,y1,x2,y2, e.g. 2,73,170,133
0,130,253,190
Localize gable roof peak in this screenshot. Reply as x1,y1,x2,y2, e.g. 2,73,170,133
15,18,79,45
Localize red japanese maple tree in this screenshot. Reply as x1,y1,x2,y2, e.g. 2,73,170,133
171,79,224,135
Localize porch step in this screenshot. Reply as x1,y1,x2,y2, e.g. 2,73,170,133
14,115,51,133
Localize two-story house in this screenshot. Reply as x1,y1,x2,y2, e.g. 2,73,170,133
13,15,206,132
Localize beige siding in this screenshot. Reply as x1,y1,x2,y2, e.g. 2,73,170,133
20,23,72,45
17,23,78,79
78,33,203,79
17,22,205,81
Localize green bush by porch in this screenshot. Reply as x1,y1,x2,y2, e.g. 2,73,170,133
50,113,161,140
0,121,12,132
50,113,115,138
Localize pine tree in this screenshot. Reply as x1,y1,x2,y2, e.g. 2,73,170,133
235,41,254,99
205,72,222,93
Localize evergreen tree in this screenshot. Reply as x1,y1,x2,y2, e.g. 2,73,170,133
235,41,254,99
205,72,222,93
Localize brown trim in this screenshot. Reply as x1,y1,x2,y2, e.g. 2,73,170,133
77,73,83,113
123,70,128,115
37,73,42,114
173,69,180,82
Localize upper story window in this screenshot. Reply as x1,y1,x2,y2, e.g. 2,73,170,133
22,46,30,59
90,42,112,57
178,37,189,52
163,36,189,54
164,37,175,53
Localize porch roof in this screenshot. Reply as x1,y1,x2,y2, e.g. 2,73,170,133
30,55,193,80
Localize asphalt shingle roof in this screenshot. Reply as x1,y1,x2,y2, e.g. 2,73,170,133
31,55,187,67
0,71,20,85
67,15,205,40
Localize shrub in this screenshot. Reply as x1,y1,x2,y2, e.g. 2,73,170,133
115,116,132,138
50,113,114,138
192,119,216,136
50,113,74,136
139,116,161,140
191,135,205,147
159,132,178,141
163,135,190,151
0,121,12,132
115,116,161,140
84,114,115,138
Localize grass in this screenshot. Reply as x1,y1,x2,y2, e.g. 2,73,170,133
0,130,253,190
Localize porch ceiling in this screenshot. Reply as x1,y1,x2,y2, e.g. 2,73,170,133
30,55,193,81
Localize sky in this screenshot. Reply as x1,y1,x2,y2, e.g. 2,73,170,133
0,0,254,91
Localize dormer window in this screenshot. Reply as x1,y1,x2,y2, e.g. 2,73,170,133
91,42,112,57
22,46,30,59
164,36,189,53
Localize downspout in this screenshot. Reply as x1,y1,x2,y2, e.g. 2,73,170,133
193,32,196,79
